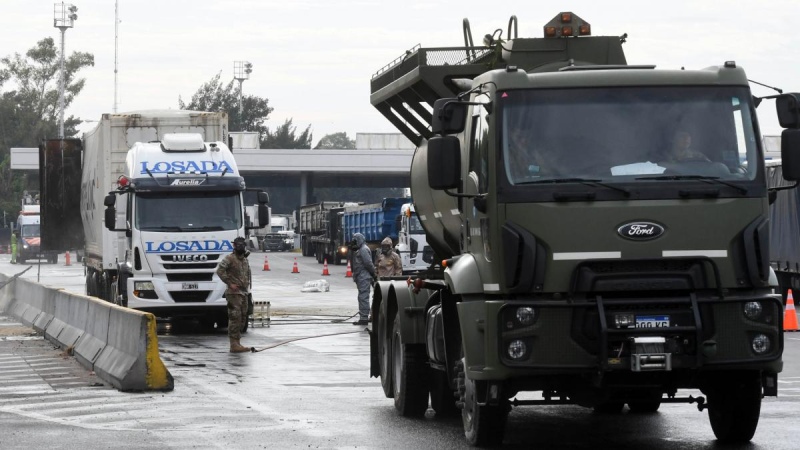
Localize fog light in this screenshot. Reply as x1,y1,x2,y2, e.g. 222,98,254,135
508,340,527,359
751,334,770,354
516,307,536,325
743,301,762,320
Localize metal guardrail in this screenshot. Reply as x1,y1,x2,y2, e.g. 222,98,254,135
370,46,494,93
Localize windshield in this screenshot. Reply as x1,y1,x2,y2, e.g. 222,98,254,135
20,224,40,238
135,192,242,232
501,86,759,186
408,214,424,234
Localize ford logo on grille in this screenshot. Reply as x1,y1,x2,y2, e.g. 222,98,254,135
617,222,664,241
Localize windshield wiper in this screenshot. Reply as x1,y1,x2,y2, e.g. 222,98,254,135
186,226,225,231
519,177,631,197
146,226,184,232
634,175,748,194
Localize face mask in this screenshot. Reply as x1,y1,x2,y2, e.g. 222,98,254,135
381,247,390,255
234,243,247,255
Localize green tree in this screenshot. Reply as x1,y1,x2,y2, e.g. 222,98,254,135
178,72,273,134
262,118,312,149
0,38,94,221
314,132,356,149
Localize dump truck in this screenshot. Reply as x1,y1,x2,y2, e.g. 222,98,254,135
342,197,409,256
298,201,357,264
79,110,269,325
368,12,800,446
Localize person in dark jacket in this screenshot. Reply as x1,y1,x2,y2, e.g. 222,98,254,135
350,233,376,325
216,237,252,353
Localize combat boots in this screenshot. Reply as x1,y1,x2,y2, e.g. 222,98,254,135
229,337,250,353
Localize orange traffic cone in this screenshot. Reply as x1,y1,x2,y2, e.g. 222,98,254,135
262,255,270,271
64,251,71,266
322,259,330,276
292,258,300,274
345,260,353,278
785,289,799,332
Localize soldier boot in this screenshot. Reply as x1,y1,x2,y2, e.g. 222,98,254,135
229,337,250,353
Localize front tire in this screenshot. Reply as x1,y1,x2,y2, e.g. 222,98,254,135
457,358,509,446
707,372,762,443
391,315,429,416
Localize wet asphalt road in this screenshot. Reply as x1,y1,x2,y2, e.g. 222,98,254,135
1,251,800,449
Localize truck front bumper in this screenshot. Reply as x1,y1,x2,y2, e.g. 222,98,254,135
457,293,784,384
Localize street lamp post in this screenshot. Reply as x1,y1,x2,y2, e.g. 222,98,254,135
233,61,252,130
53,2,78,139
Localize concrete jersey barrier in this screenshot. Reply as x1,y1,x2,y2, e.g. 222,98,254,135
0,273,173,391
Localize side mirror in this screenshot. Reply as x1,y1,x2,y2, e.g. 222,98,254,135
103,194,116,207
781,129,800,181
257,191,269,204
258,204,270,228
777,93,800,129
104,205,116,231
427,136,461,190
432,98,468,135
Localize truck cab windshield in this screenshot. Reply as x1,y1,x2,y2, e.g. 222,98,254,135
20,224,40,238
135,192,242,232
501,86,759,188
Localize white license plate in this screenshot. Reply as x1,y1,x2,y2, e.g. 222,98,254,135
635,315,669,328
182,283,199,290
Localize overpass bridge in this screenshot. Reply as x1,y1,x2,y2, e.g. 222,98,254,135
11,133,416,214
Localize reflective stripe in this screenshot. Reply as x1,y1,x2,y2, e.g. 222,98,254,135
662,250,728,258
483,283,500,291
450,209,460,215
552,252,622,261
433,212,443,218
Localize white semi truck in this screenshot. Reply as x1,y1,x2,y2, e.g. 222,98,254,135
395,202,433,273
81,110,269,325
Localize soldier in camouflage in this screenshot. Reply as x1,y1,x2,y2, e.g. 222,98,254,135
376,236,402,278
216,237,252,353
350,233,376,326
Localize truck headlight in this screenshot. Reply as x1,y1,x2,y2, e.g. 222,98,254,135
516,307,537,325
133,281,157,299
743,301,762,320
23,243,29,249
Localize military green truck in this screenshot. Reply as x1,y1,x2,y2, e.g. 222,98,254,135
368,12,800,446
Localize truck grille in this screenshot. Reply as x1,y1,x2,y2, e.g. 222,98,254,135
170,291,211,303
167,273,214,282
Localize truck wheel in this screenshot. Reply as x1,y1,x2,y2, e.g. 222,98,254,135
593,401,625,414
378,306,393,398
628,391,662,413
429,366,458,416
457,358,509,446
391,315,429,416
707,373,762,443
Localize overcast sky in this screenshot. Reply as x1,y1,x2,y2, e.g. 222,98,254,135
2,0,798,145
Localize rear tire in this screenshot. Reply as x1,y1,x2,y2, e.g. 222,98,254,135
628,392,662,413
593,401,625,414
378,306,393,398
707,373,762,443
391,315,429,416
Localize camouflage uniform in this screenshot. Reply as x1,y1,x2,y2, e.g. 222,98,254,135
351,233,376,323
216,248,251,340
376,237,403,278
